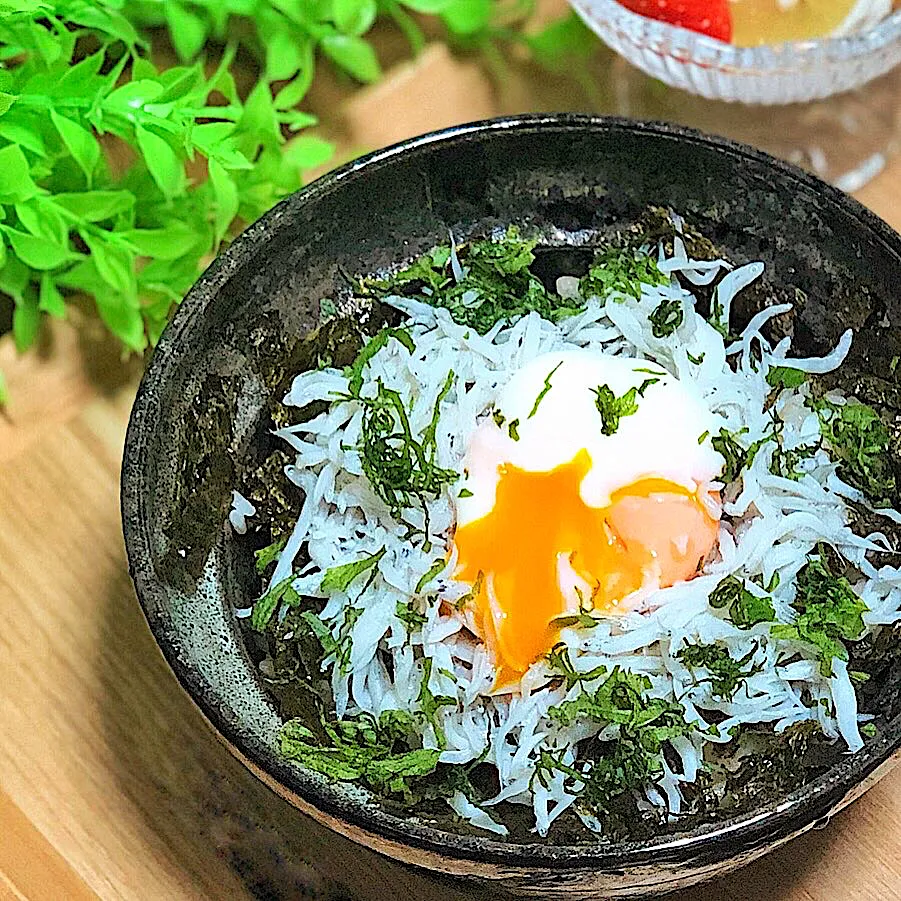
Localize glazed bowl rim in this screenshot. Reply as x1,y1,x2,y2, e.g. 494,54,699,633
122,113,901,871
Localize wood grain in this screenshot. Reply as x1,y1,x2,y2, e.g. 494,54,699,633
3,36,901,901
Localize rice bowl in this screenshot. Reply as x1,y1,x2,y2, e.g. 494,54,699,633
122,116,901,897
233,223,901,843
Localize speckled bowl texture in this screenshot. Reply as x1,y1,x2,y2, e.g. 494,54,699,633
122,115,901,899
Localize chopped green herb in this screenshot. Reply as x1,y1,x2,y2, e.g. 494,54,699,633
766,366,806,389
709,293,733,340
341,343,457,530
649,298,683,338
396,600,427,630
363,227,581,334
251,576,300,631
553,613,601,630
592,383,645,436
811,397,896,507
418,658,456,746
698,430,710,445
344,327,415,398
712,428,766,484
458,488,473,498
709,576,775,629
541,668,693,819
508,418,521,441
770,442,818,481
849,670,870,683
455,571,484,611
677,642,762,700
861,722,878,738
279,713,441,801
546,644,608,689
688,351,705,365
255,536,287,574
548,667,689,737
301,606,362,672
415,559,446,594
528,361,563,419
321,547,386,594
770,556,867,678
579,248,668,301
492,409,506,428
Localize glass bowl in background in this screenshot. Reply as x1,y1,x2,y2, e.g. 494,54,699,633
568,0,901,188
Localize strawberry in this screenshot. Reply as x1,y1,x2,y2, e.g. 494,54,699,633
616,0,733,42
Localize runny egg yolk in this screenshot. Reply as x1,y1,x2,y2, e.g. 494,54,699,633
453,450,720,690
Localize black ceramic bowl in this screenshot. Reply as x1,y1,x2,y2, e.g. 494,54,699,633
122,115,901,898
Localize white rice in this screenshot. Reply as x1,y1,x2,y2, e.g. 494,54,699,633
243,247,901,837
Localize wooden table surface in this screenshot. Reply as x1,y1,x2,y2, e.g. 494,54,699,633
2,37,901,901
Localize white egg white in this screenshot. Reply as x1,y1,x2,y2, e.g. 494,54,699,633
456,349,725,528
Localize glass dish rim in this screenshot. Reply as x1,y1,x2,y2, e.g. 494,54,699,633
569,0,901,69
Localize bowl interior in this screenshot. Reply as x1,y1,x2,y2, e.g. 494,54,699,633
122,115,901,875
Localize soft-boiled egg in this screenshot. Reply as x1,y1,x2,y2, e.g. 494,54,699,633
452,350,725,691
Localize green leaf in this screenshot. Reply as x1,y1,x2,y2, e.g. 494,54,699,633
12,290,40,352
239,80,281,146
527,12,597,71
165,2,208,60
320,33,381,83
208,159,239,245
93,287,145,352
54,191,136,222
1,227,77,270
0,254,30,300
0,117,47,157
0,92,17,116
105,80,165,111
321,547,386,594
0,143,39,203
283,135,335,170
135,126,185,199
50,109,100,183
38,272,66,319
51,48,105,99
118,224,197,260
441,0,492,35
31,20,62,65
15,198,68,245
190,122,253,170
275,76,315,113
334,0,378,35
402,0,454,10
264,26,305,81
81,230,135,294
